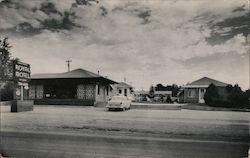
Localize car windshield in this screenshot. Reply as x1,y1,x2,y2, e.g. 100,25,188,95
111,97,125,101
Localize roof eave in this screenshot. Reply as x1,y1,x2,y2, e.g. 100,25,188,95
30,77,117,84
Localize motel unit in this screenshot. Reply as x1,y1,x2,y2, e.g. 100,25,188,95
28,68,117,106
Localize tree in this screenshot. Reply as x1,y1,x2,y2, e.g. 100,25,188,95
228,84,244,107
204,83,220,106
148,85,154,98
155,84,164,91
226,84,233,93
243,89,250,106
0,37,12,101
1,81,14,101
204,83,249,108
166,95,172,103
171,84,179,97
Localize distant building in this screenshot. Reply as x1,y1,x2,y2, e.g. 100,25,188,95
134,90,149,102
179,77,229,103
29,68,117,106
111,82,134,100
154,85,172,97
150,84,173,102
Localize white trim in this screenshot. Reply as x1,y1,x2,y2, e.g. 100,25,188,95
154,91,172,95
183,85,209,88
198,88,206,103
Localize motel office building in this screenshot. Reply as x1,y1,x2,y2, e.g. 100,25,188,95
28,69,117,106
179,77,229,103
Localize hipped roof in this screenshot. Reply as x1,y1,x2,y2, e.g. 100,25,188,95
185,77,229,87
31,68,117,84
116,82,133,88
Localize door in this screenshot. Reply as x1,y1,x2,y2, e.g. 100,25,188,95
199,88,206,103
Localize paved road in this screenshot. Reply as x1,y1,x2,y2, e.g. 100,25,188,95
0,131,249,158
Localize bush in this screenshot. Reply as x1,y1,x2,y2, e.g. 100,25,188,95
166,95,173,103
242,89,250,107
227,84,245,108
1,81,14,101
204,83,249,108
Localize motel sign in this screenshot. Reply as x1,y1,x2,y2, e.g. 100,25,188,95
12,60,31,101
13,60,31,84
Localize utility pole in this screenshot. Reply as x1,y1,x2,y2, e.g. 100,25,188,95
66,59,72,72
248,34,250,90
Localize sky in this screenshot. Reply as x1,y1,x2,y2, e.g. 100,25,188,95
0,0,249,90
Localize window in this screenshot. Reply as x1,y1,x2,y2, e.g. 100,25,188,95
124,89,127,96
188,89,195,98
107,86,109,96
119,89,122,94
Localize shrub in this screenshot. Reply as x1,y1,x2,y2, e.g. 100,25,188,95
1,81,14,101
166,95,172,103
242,89,250,107
227,84,245,108
205,83,249,108
148,85,154,98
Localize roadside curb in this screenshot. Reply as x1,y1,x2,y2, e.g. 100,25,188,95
181,105,250,112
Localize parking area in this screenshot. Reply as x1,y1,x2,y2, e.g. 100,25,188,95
1,105,249,141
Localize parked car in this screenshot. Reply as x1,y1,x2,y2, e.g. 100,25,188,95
106,96,131,111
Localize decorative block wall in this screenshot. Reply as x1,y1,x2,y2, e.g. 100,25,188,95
86,85,95,100
77,85,86,99
77,84,95,100
36,85,44,99
29,85,44,99
29,85,36,99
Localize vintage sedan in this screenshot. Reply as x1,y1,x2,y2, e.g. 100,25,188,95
106,96,131,111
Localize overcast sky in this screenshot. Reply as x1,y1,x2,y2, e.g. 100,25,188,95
0,0,249,90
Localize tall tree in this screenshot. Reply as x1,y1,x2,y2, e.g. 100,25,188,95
0,37,12,101
0,37,11,80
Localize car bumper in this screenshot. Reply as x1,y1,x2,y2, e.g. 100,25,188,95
106,104,123,109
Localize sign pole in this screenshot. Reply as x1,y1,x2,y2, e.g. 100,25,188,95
20,85,24,101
